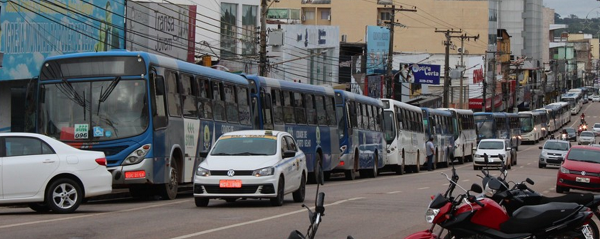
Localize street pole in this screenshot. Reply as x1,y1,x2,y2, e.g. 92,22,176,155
482,53,487,112
259,0,268,76
435,29,462,108
385,5,416,100
457,34,479,109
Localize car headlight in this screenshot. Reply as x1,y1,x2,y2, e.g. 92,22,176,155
253,167,275,177
122,144,152,165
425,208,440,223
560,166,570,174
196,167,210,177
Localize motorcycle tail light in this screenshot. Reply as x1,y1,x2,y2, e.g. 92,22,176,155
425,208,440,223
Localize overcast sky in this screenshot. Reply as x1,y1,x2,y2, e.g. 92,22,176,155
543,0,600,18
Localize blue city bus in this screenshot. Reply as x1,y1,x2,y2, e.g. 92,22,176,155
244,76,340,183
332,90,385,180
474,112,508,141
422,108,454,168
35,51,253,199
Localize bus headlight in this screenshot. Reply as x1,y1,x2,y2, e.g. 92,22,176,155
123,144,152,165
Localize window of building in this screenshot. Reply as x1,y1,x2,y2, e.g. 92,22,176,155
220,3,238,58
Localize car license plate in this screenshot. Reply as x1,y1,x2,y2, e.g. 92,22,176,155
219,180,242,188
576,177,590,183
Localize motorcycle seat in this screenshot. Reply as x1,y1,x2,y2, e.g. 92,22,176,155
500,202,582,233
539,193,594,205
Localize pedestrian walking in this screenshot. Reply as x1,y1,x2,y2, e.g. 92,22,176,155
426,137,435,171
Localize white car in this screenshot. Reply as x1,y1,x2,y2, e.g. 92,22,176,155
194,130,307,207
473,139,513,170
0,132,112,213
593,95,600,102
593,123,600,136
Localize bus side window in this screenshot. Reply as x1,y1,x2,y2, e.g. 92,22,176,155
271,89,284,125
294,92,306,124
225,84,239,123
261,91,274,130
315,95,327,125
325,97,336,126
181,74,197,119
305,94,316,125
212,81,226,121
151,74,168,129
283,91,295,124
348,101,357,128
238,86,251,125
195,77,213,120
166,71,182,117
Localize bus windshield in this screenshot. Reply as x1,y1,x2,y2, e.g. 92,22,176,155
39,79,149,141
519,116,533,132
475,115,494,139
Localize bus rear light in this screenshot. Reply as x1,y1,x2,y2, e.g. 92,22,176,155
95,158,107,166
339,161,345,166
125,171,146,179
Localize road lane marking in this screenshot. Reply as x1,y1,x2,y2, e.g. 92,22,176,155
386,191,402,194
462,179,470,182
170,197,365,239
0,200,186,229
418,187,429,190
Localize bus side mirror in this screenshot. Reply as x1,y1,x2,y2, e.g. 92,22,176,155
199,151,208,158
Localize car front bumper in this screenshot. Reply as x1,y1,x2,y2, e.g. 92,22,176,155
557,172,600,192
193,175,280,198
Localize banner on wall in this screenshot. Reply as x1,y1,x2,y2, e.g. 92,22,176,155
0,0,126,81
398,63,440,84
365,26,389,75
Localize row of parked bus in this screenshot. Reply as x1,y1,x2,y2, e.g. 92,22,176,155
29,50,576,199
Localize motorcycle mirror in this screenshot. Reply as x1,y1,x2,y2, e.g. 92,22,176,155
526,178,534,185
288,230,304,239
470,183,483,193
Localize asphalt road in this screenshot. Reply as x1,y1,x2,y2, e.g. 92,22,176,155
0,102,598,239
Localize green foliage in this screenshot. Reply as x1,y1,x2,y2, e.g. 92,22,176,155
554,13,600,37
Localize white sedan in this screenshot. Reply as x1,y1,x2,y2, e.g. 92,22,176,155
194,130,307,207
593,95,600,102
0,132,112,213
473,139,514,170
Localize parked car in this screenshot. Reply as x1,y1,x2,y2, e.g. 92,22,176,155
194,130,307,207
578,131,596,145
539,139,570,168
593,123,600,136
593,95,600,102
0,132,112,213
473,139,513,170
556,145,600,193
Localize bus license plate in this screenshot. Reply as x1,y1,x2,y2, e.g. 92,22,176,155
576,177,590,183
219,180,242,188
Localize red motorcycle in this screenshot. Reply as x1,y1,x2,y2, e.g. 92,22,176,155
405,165,595,239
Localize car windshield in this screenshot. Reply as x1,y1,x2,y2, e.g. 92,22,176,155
544,142,569,151
565,128,575,133
210,135,277,156
581,132,595,137
478,141,504,150
567,148,600,163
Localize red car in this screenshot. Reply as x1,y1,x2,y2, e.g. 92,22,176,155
556,145,600,193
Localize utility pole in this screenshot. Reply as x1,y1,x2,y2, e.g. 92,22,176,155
259,0,268,76
435,29,463,108
482,53,487,112
457,34,479,109
385,5,416,100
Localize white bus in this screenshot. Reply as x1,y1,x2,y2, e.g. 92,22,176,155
519,111,543,144
545,102,570,129
562,92,582,115
439,108,476,164
382,99,426,174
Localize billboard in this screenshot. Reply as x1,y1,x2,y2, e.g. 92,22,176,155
366,26,389,75
398,63,440,84
127,2,196,62
0,0,126,81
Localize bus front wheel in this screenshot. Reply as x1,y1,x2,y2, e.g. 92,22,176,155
158,161,179,200
309,153,324,184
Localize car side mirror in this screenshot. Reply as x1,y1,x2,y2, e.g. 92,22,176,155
199,151,208,158
539,146,542,149
283,150,296,158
